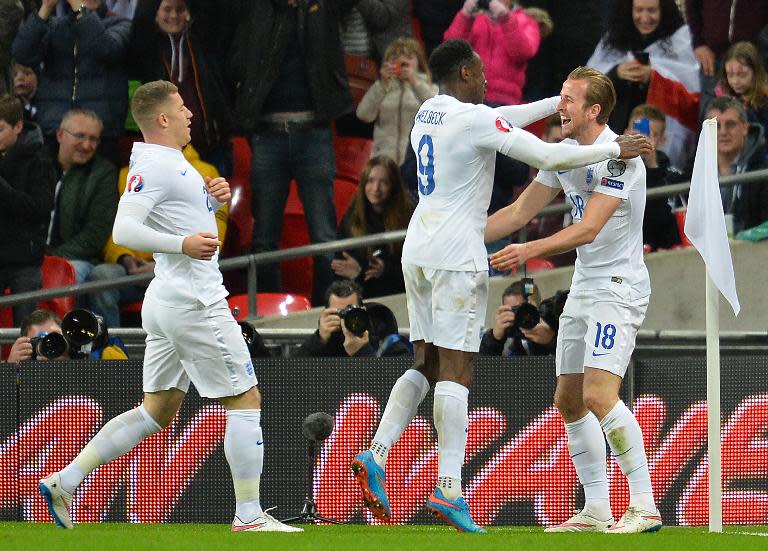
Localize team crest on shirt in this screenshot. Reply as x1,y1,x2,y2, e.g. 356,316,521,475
127,174,144,192
586,167,594,185
495,116,512,133
607,160,626,177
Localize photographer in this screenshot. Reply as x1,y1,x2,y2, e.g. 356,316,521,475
479,280,559,357
6,308,127,362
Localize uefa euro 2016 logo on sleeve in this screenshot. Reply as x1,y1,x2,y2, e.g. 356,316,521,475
127,174,144,192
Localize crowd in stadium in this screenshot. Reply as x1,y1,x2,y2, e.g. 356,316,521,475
1,0,767,341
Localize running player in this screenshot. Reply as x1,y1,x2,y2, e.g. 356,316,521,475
487,66,662,534
37,80,301,533
351,40,652,532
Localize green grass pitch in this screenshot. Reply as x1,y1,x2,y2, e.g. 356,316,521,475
1,523,767,551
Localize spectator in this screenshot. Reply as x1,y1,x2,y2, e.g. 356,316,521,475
366,301,412,357
96,143,230,328
479,279,556,356
13,61,38,122
6,308,127,362
718,41,768,131
354,0,414,64
587,0,699,171
445,0,540,107
541,112,562,143
685,0,768,117
12,0,131,165
47,109,120,317
0,0,24,96
0,94,57,325
625,103,681,250
413,0,464,57
522,0,607,101
294,280,410,357
357,38,438,165
705,97,768,233
224,0,357,306
128,0,233,176
332,156,414,298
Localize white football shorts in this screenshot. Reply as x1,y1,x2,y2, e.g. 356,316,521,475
141,297,257,398
403,263,488,352
555,291,649,378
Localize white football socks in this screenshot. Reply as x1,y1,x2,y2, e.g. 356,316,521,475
59,404,162,494
370,369,430,468
600,400,656,512
225,409,264,522
433,381,469,501
565,412,611,520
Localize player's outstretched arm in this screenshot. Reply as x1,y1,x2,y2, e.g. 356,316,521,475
113,201,185,254
485,181,560,243
494,96,559,128
489,192,621,271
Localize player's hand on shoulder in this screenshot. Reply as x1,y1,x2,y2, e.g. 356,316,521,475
8,337,32,363
204,176,231,203
182,232,220,261
319,307,341,342
614,133,653,159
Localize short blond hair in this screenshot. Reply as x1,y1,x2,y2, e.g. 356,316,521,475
131,80,178,130
567,66,616,124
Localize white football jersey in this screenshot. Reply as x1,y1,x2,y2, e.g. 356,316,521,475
121,142,227,308
402,95,525,271
536,127,651,300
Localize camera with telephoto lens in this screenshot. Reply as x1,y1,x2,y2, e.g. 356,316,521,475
505,277,541,338
477,0,491,10
238,321,271,358
29,331,69,360
338,304,370,337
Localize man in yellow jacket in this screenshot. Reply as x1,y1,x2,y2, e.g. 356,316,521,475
93,144,228,327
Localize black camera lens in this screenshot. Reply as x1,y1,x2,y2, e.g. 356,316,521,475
514,302,541,331
338,304,370,337
30,332,68,360
62,308,103,347
477,0,491,10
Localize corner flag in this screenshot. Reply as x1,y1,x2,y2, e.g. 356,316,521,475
683,118,741,315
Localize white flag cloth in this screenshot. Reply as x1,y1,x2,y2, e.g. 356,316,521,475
684,118,741,315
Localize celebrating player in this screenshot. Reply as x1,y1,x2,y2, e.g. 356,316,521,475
351,40,652,532
487,66,661,533
37,81,301,533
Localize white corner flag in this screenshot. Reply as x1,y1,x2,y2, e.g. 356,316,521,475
683,118,742,534
683,118,741,315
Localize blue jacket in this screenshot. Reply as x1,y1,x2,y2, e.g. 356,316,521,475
12,6,131,138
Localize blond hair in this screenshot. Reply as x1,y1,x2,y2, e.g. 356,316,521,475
131,80,178,131
383,37,431,80
567,66,616,124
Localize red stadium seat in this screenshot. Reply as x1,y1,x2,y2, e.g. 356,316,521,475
39,256,76,318
228,292,312,320
280,213,314,298
334,136,373,182
0,289,12,328
334,179,358,223
231,136,252,183
673,208,693,247
526,258,556,272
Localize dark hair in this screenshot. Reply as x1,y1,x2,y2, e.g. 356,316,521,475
428,39,476,85
0,94,23,126
602,0,684,53
365,302,399,338
349,155,414,256
502,280,542,305
706,96,748,122
20,309,61,337
324,280,364,306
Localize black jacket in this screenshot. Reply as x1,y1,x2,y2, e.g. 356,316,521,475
0,123,57,268
479,328,554,357
644,150,681,250
129,0,232,152
223,0,358,131
294,327,411,357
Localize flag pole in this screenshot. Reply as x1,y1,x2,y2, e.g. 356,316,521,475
706,270,722,533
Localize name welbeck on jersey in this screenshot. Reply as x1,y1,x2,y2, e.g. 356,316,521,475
415,109,446,125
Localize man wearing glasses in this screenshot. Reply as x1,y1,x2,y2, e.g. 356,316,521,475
47,108,121,321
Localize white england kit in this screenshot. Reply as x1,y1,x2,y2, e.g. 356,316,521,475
402,95,622,351
535,127,651,377
119,142,256,398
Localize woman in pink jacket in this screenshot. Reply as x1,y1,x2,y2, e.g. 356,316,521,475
444,0,540,106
